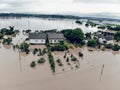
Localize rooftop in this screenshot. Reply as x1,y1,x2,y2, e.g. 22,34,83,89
102,30,117,34
29,32,47,39
104,35,114,41
47,33,64,39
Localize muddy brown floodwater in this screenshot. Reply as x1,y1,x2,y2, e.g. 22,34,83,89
0,44,120,90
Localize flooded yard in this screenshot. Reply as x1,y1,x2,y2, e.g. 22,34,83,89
0,43,120,90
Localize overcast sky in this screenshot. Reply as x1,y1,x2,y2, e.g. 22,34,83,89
0,0,120,15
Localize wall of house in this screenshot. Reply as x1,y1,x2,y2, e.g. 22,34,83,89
49,39,63,44
29,39,46,44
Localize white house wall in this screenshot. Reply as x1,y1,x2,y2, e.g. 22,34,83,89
30,39,46,44
49,39,63,44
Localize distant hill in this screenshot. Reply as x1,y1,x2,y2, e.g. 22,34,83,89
0,13,120,22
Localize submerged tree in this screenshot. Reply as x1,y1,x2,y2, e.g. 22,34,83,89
87,39,97,47
19,42,30,54
38,57,46,64
2,38,12,45
30,61,36,68
114,31,120,41
0,33,4,39
62,28,84,44
48,50,55,73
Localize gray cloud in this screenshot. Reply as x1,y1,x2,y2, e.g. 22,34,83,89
74,0,120,3
0,0,120,14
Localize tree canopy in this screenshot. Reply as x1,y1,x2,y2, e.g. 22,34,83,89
3,38,12,45
87,39,97,47
114,31,120,41
62,28,84,44
0,26,15,35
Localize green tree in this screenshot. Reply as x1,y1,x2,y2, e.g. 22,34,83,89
51,40,69,51
38,58,46,64
62,28,84,44
0,33,4,39
76,20,82,24
33,48,38,55
19,42,29,52
87,39,97,47
3,38,12,45
105,44,113,49
114,32,120,41
112,44,120,51
0,26,15,35
48,50,55,73
30,61,36,68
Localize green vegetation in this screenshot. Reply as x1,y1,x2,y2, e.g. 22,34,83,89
0,26,15,35
106,25,120,31
66,57,69,62
56,58,63,66
114,32,120,41
71,56,77,62
75,20,82,24
0,33,4,39
85,32,92,39
112,44,120,51
37,48,47,56
87,39,97,47
45,29,57,33
97,25,106,29
48,50,55,73
64,52,67,58
62,28,84,44
42,48,47,55
51,40,69,51
2,38,12,45
79,52,83,57
19,42,30,54
33,48,38,55
38,57,46,64
25,29,31,33
105,43,113,49
85,21,98,27
38,49,42,56
30,61,36,68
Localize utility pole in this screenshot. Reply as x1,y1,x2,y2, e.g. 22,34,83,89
100,64,104,81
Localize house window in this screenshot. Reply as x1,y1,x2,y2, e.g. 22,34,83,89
41,39,44,42
54,40,57,42
50,40,52,43
36,39,38,42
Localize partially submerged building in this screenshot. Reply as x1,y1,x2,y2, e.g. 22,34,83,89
48,33,64,44
29,32,47,44
29,32,64,44
95,30,117,41
101,30,116,36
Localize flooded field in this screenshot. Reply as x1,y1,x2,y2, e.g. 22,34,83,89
0,17,99,33
0,43,120,90
0,17,120,90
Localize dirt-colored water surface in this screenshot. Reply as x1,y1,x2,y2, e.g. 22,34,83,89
0,44,120,90
0,17,120,90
